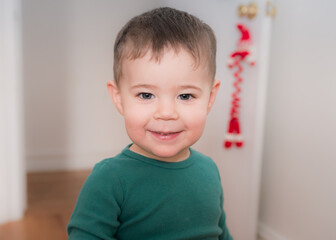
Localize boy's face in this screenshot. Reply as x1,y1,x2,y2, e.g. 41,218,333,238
108,48,220,162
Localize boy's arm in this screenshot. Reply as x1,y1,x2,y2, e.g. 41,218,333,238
219,188,234,240
67,162,123,240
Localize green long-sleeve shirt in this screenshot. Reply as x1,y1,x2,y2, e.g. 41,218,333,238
68,145,233,240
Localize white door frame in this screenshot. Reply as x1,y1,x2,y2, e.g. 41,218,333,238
0,0,26,224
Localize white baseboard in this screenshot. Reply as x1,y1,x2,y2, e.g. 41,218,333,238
258,222,288,240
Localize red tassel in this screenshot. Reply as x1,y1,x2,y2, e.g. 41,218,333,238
224,117,243,148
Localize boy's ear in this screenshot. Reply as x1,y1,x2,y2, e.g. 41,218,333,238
207,79,221,113
107,80,124,115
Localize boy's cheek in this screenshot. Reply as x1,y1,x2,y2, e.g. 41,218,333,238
123,104,150,116
123,107,151,125
180,104,208,117
181,109,208,126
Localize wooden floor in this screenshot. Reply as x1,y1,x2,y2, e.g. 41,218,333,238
0,170,91,240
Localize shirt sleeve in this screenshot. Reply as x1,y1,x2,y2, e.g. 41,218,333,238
219,187,234,240
213,161,233,240
67,161,124,240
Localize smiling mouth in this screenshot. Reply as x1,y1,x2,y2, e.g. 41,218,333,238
154,131,179,135
149,131,182,140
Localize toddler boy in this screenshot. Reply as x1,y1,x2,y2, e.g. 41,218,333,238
68,7,233,240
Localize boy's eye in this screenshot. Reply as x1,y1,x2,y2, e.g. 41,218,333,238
178,94,194,100
138,92,154,99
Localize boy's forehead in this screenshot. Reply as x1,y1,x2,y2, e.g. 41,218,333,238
118,48,214,89
122,47,211,76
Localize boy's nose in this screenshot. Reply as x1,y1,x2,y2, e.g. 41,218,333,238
153,100,179,120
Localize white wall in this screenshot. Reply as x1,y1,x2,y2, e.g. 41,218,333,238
23,0,161,171
259,0,336,239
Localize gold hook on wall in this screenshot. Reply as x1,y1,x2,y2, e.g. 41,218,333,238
238,2,258,19
266,1,276,18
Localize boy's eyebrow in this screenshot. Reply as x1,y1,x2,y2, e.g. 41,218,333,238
130,84,157,90
178,85,202,91
131,84,203,92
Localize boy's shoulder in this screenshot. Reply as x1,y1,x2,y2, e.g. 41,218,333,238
86,151,139,188
93,151,135,173
190,148,211,160
190,148,218,167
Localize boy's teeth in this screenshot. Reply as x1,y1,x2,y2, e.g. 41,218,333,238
158,132,173,135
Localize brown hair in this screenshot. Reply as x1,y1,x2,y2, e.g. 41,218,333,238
113,7,216,85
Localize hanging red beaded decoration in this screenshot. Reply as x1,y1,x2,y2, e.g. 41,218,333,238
224,24,255,148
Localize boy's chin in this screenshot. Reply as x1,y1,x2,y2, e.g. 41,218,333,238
130,144,190,162
152,150,190,162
